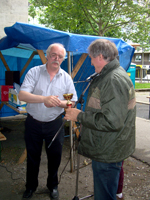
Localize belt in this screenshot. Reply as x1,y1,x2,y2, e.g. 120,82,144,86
27,113,62,124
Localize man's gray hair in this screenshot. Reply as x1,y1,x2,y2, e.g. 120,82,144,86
46,43,66,58
88,39,118,62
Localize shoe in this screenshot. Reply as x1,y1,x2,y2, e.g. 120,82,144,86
50,188,59,200
23,189,34,199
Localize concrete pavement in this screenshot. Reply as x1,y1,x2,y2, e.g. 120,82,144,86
134,91,150,165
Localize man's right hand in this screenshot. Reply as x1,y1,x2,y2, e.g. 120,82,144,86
44,95,61,107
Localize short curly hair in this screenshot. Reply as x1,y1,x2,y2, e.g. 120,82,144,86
88,39,118,62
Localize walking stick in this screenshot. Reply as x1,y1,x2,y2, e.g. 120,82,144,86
72,77,97,200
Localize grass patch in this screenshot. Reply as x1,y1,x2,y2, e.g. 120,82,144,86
135,82,150,89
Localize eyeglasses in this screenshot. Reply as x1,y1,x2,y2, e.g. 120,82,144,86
50,53,64,60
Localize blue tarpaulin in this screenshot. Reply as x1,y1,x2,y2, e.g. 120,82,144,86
0,22,135,117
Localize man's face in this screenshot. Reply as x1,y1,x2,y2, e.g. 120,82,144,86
90,55,103,73
47,45,65,70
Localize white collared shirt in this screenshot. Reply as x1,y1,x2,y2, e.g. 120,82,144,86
20,64,78,122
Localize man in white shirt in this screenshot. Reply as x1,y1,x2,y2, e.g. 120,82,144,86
19,43,77,199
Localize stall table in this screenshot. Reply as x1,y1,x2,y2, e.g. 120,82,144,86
2,101,27,114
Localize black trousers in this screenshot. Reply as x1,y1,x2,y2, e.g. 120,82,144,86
24,114,64,191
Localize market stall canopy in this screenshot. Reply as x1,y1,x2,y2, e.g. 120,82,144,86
0,22,134,69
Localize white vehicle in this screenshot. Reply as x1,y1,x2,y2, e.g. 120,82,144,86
143,74,150,79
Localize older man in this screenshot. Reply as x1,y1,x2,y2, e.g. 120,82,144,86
19,43,77,199
65,39,136,200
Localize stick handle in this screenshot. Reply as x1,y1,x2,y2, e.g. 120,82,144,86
48,119,66,148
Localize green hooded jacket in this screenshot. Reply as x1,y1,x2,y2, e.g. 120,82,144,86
77,58,136,163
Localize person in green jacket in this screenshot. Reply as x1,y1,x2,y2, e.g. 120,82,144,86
64,39,136,200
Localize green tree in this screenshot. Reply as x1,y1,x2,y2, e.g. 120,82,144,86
28,0,150,48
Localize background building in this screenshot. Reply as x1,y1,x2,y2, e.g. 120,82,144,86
132,50,150,79
0,0,28,39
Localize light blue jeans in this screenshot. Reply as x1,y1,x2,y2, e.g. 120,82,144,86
92,160,122,200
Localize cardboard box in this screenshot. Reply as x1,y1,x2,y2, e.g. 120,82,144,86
0,85,13,101
9,88,26,107
9,88,19,105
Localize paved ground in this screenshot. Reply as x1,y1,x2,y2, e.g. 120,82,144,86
134,91,150,165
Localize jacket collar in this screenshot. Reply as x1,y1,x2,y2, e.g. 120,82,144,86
100,58,120,77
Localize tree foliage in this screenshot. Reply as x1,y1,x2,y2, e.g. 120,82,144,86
28,0,150,48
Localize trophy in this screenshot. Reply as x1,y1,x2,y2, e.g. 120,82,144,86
63,93,73,108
